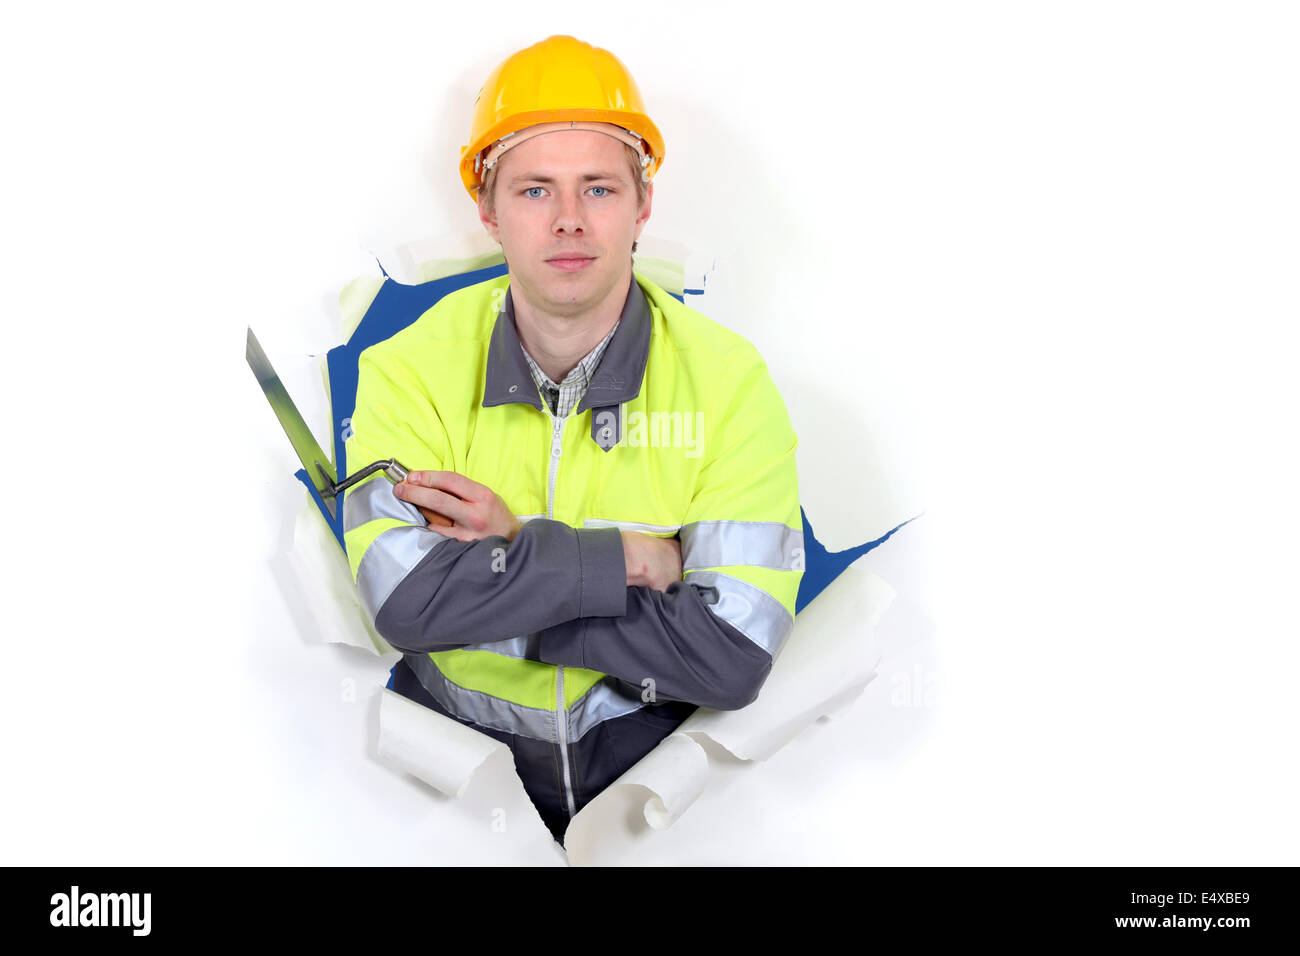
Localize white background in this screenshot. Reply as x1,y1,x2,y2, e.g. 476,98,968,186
1,0,1296,864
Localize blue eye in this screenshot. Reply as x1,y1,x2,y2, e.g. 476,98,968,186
524,186,545,198
590,186,609,197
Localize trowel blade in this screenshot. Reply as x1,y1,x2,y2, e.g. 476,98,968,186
245,327,338,519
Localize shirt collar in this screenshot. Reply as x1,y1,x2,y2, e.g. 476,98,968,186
482,272,653,414
523,316,620,393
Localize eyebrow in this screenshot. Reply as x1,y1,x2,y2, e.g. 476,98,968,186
507,171,629,187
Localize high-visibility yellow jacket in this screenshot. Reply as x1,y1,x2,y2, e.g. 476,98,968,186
343,268,802,837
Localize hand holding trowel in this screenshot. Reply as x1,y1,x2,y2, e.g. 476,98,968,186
245,327,454,526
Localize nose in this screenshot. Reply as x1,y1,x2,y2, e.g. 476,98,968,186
552,190,584,236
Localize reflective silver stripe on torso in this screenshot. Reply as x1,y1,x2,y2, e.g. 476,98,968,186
582,517,682,535
405,654,651,744
457,633,537,660
684,570,795,658
568,676,650,740
679,520,804,571
404,652,558,740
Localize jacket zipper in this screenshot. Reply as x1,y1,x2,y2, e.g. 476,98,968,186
545,410,577,818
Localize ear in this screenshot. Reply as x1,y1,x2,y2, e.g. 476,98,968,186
478,191,501,244
633,181,653,241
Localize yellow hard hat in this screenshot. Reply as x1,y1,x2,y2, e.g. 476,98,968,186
458,35,665,202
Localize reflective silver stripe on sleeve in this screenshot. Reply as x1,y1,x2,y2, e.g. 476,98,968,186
683,570,794,658
355,525,449,621
344,473,423,532
679,520,804,571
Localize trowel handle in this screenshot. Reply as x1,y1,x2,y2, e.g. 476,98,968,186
332,458,454,528
385,459,454,528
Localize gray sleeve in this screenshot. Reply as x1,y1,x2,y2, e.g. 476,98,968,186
346,469,627,653
534,580,778,711
369,518,627,654
370,518,627,654
346,467,627,654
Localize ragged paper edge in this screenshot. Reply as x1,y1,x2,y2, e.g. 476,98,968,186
682,569,896,762
561,566,895,865
377,688,501,799
376,689,568,860
284,490,897,863
278,237,873,860
287,492,393,655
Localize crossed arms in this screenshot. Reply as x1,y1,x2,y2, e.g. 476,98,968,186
343,344,803,711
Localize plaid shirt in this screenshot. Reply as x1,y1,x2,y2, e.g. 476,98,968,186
520,319,621,419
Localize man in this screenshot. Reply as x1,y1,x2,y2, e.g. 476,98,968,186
343,35,803,846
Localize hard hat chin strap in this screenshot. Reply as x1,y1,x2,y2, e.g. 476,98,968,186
476,121,651,181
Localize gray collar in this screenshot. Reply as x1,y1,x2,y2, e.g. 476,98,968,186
481,273,653,417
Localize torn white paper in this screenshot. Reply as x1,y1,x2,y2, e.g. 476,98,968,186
377,689,567,862
273,232,893,861
560,565,894,865
284,493,392,655
285,492,894,861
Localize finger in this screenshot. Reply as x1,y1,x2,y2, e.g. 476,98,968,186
396,481,472,525
423,520,472,541
407,470,486,502
417,505,454,527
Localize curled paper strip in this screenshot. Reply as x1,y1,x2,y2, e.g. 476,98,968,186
376,690,568,861
559,566,894,865
377,689,498,799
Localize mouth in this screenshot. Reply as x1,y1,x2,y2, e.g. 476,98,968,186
546,255,596,272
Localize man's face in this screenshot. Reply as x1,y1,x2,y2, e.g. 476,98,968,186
478,129,652,318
